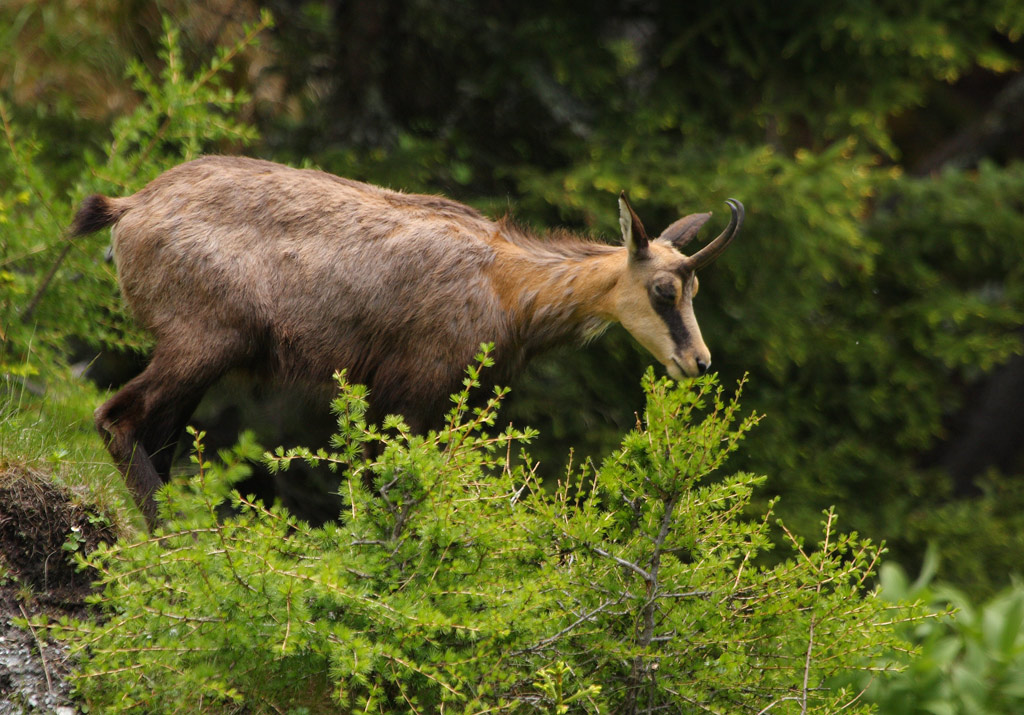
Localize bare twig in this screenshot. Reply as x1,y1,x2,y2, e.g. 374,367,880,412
20,239,74,324
756,696,801,715
800,613,816,715
18,603,54,695
590,545,653,582
513,598,621,655
800,511,834,714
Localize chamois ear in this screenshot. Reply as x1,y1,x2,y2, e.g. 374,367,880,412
658,211,712,250
618,192,650,259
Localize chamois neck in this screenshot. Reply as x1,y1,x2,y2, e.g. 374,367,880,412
489,227,623,353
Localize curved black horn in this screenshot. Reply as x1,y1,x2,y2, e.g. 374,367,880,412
685,199,743,270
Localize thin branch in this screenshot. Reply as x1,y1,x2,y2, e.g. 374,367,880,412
590,545,653,582
18,604,54,695
20,239,74,324
662,590,713,599
756,696,801,715
512,598,620,655
800,613,816,715
800,511,834,715
836,680,873,712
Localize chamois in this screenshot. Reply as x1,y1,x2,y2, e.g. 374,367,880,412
70,156,743,525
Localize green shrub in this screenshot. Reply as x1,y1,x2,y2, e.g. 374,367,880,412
49,358,915,713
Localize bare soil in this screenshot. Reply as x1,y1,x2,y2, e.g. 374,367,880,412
0,464,118,714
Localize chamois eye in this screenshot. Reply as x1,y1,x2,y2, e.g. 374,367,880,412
650,280,677,305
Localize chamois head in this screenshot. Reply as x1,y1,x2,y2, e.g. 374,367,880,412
614,194,744,379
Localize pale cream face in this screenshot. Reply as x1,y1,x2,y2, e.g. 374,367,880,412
610,193,743,379
613,242,711,379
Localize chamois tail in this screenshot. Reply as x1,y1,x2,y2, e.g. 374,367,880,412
70,194,129,237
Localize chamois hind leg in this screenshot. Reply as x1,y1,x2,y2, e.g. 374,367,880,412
95,335,243,527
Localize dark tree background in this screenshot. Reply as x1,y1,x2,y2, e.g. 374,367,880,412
4,0,1024,595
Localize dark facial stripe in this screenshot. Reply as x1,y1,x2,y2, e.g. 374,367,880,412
652,297,691,351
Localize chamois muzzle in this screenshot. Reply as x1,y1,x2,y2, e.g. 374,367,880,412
685,199,744,271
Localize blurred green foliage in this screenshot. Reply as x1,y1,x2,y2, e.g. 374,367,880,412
844,547,1024,714
1,9,271,378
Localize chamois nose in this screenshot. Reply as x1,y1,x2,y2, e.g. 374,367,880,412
696,358,710,376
